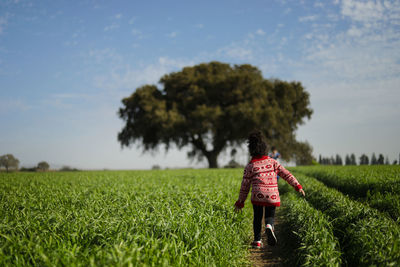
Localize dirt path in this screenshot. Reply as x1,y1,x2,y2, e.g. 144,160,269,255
249,208,294,267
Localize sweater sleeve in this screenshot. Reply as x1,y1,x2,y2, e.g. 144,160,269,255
275,161,302,191
235,164,253,208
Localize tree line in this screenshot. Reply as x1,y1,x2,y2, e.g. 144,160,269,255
318,153,399,165
0,154,79,172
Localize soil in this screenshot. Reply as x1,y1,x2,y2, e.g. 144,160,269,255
248,208,295,267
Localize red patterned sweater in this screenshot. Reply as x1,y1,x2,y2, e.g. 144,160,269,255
235,155,302,207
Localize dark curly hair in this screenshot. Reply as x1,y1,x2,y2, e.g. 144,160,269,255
247,130,268,157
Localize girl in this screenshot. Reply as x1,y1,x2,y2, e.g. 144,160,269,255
234,131,305,248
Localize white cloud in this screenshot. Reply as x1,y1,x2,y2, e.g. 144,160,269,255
346,25,363,36
299,15,319,22
87,48,123,66
195,23,204,29
256,29,265,36
86,52,193,92
115,13,122,19
104,22,119,31
341,0,385,22
219,44,253,61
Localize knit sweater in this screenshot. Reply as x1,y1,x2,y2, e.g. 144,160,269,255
235,155,302,207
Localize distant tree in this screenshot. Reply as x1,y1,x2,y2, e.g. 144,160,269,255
37,161,50,171
371,153,377,165
0,154,20,172
335,154,343,165
385,156,390,165
59,166,79,172
151,165,161,170
293,141,315,166
345,154,351,165
359,154,369,165
377,154,384,165
350,153,357,165
393,160,398,165
118,61,313,168
318,154,322,164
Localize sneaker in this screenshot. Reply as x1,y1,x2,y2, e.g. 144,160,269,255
265,224,277,246
251,240,263,249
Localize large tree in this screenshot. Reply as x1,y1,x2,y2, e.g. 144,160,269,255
0,154,20,172
118,61,313,168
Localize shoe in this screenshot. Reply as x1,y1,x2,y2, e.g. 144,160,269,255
265,224,277,246
251,240,263,248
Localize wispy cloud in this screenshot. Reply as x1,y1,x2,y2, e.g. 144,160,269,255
219,44,254,61
299,15,319,22
85,48,193,93
195,23,204,29
301,0,400,82
131,28,144,39
255,29,265,36
0,13,10,34
104,22,119,32
166,31,178,38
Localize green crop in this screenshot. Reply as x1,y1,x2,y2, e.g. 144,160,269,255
292,165,400,222
289,172,400,266
280,188,342,267
0,169,252,266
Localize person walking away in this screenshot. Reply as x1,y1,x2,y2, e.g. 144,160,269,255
234,131,305,248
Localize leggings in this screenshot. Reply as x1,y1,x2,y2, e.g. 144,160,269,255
253,204,276,241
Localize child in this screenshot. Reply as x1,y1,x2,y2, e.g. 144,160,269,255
234,131,305,248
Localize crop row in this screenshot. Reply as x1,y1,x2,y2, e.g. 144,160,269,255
292,165,400,197
292,165,400,222
0,170,252,266
280,189,342,266
285,172,400,266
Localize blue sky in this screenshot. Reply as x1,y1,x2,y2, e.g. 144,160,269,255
1,0,399,169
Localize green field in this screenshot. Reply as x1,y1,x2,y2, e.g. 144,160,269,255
0,169,252,266
1,166,400,266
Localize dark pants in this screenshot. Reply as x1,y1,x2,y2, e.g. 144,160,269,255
253,204,276,241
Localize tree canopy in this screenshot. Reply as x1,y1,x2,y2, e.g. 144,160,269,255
37,161,50,171
118,61,313,168
0,154,20,172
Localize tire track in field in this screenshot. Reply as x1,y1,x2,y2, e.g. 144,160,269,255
249,208,294,267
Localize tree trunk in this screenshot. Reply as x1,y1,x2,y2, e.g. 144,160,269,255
206,152,219,168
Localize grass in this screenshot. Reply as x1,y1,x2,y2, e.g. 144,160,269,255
0,169,252,266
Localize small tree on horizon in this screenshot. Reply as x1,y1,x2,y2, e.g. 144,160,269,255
377,154,384,165
0,154,20,172
350,153,357,165
345,154,351,165
371,153,377,165
335,154,343,165
359,154,369,165
37,161,50,171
